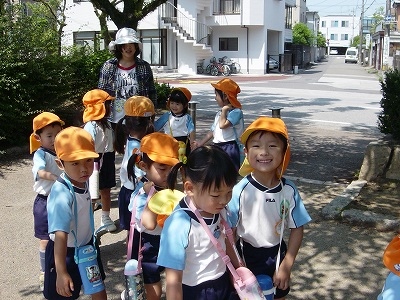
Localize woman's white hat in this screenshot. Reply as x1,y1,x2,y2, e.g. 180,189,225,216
108,27,141,51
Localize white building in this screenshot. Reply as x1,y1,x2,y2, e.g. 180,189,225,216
62,0,295,74
319,15,359,54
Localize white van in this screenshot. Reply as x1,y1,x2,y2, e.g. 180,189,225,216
345,47,358,63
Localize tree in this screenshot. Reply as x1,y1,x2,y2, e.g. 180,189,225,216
316,31,326,47
32,0,67,55
292,23,314,46
371,6,385,34
89,0,168,29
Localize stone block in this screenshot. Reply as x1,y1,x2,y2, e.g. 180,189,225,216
386,146,400,180
358,141,391,181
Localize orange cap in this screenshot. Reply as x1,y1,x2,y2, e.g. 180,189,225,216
238,116,290,178
211,78,242,108
82,89,115,123
30,112,65,154
383,234,400,276
140,132,179,166
124,96,155,117
54,126,99,161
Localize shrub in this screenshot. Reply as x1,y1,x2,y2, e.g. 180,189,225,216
155,81,173,110
378,69,400,139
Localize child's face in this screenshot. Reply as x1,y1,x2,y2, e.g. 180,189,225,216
121,43,136,59
57,158,94,188
140,161,173,189
36,124,62,151
214,90,228,107
245,131,285,177
169,101,185,115
186,181,233,216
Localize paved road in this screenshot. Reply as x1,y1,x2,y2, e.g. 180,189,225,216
0,57,395,300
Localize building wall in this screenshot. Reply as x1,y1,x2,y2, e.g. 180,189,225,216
320,15,358,49
61,0,287,74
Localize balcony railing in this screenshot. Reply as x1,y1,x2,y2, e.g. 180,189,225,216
160,2,212,46
213,0,241,15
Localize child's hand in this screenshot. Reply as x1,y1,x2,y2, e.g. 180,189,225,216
221,104,232,113
273,263,291,291
143,181,154,194
56,270,74,297
191,140,199,150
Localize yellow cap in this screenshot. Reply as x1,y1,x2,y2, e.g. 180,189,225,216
148,189,185,227
82,89,115,123
54,127,99,161
30,112,65,154
140,132,180,166
238,116,290,178
124,96,155,117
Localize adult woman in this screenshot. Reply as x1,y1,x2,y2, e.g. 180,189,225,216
98,27,157,125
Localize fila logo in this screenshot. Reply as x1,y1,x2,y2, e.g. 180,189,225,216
265,198,276,202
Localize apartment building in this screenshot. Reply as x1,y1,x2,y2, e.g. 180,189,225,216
61,0,296,74
320,15,359,54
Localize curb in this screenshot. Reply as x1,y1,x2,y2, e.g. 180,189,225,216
321,179,400,231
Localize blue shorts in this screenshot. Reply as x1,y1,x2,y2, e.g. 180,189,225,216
182,271,235,300
237,239,290,299
118,186,134,230
43,238,105,299
214,141,240,171
98,152,116,190
33,194,49,240
130,230,165,284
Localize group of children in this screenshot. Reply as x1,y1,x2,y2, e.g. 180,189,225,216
30,77,312,300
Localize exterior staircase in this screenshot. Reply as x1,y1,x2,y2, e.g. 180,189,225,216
160,2,213,61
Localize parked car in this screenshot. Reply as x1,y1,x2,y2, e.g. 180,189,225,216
329,49,338,55
345,47,358,63
268,57,279,70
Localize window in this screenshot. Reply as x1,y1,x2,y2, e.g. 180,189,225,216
341,34,349,40
219,37,238,51
331,20,338,27
330,34,338,40
73,31,104,50
213,0,240,14
139,29,167,66
321,20,326,27
285,5,293,29
341,20,349,27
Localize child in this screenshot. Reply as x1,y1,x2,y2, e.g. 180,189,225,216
192,78,244,171
127,132,180,300
44,126,107,300
30,112,64,290
154,87,195,161
114,96,155,231
157,145,239,299
227,116,312,300
82,89,117,232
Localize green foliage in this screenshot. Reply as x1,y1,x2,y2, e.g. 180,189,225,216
292,23,314,46
378,69,400,139
155,81,173,110
316,31,326,47
371,7,385,34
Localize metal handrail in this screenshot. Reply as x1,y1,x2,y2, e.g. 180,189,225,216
160,2,212,46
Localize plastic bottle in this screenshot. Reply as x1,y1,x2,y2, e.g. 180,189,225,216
89,161,100,199
76,245,105,295
256,274,274,300
121,259,146,300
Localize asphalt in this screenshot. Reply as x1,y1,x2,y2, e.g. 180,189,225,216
0,71,397,300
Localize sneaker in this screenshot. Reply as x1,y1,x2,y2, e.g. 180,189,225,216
101,215,117,232
39,271,44,291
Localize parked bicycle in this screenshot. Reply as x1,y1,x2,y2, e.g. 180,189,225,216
205,57,230,76
220,56,241,74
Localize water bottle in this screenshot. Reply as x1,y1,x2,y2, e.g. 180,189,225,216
75,245,105,295
256,274,274,300
121,259,146,300
89,161,100,199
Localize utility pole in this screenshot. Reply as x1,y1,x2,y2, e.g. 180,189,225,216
383,0,391,69
358,0,364,64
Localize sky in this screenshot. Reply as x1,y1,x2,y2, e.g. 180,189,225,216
306,0,388,18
